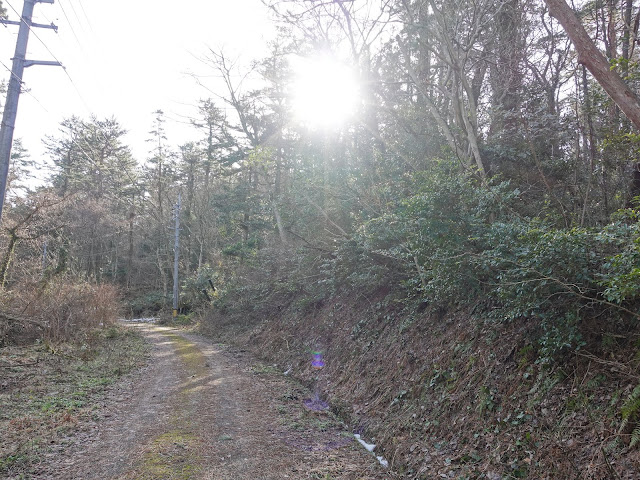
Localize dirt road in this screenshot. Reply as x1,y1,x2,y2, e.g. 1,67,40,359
41,324,389,480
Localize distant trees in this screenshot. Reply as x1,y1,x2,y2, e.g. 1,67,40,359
47,116,137,199
42,116,139,283
0,192,66,287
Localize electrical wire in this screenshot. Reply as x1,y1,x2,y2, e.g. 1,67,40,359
0,57,23,86
57,71,143,191
61,0,85,33
0,58,50,113
60,65,91,112
57,0,83,49
3,2,143,193
72,0,93,32
45,1,106,121
33,9,55,30
23,1,100,129
64,127,141,190
3,2,88,116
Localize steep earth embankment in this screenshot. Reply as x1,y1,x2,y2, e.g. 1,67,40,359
202,294,640,479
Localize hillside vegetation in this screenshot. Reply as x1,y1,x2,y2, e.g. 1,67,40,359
201,166,640,478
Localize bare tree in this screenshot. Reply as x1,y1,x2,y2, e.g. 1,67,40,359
0,193,67,287
394,0,503,180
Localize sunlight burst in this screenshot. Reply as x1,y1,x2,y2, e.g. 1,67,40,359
290,55,361,129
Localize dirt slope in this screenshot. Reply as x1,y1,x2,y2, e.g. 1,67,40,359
31,324,389,480
202,294,640,479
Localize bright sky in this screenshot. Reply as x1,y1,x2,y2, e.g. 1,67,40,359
0,0,275,171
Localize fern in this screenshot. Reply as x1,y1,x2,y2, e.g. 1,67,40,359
620,383,640,446
631,426,640,449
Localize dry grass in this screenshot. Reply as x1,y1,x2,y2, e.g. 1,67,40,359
1,279,120,345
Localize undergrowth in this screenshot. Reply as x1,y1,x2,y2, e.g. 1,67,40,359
211,166,640,365
621,383,640,448
1,277,121,345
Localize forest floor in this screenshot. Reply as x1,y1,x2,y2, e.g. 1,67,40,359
1,322,391,479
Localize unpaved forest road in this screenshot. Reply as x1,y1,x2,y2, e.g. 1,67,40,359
40,324,389,480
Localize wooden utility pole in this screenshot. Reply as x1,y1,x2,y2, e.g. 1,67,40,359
0,0,60,223
172,194,181,319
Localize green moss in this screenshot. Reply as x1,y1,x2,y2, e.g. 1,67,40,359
136,430,202,480
161,332,206,372
251,362,280,375
123,330,209,479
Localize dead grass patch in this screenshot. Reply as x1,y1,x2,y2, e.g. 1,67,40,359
1,279,120,346
0,325,149,478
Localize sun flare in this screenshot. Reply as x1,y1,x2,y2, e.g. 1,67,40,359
290,55,361,129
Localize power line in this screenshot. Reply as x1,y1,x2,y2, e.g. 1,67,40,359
0,57,49,113
0,57,24,86
49,60,140,185
4,2,96,120
4,1,78,115
71,0,93,32
13,1,94,118
46,2,105,119
61,64,91,111
32,8,53,27
3,4,133,189
57,0,82,48
3,0,19,15
60,0,84,33
0,0,60,221
56,68,133,173
58,120,142,191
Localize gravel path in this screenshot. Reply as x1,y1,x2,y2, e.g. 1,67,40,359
39,324,390,480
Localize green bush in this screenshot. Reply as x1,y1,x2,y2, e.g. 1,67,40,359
369,165,520,306
598,210,640,304
320,237,399,296
481,223,599,318
126,291,166,317
205,158,640,363
180,264,221,311
324,163,640,360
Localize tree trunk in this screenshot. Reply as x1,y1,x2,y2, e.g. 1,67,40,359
544,0,640,131
622,0,633,77
127,203,134,288
0,230,18,288
581,66,598,225
272,199,288,246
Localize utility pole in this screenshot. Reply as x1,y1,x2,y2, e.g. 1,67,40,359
0,0,60,224
172,194,181,319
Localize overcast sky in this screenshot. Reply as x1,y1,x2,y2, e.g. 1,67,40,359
0,0,275,172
